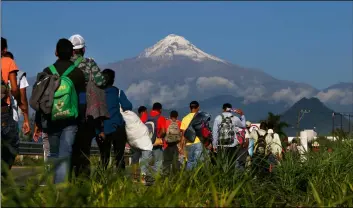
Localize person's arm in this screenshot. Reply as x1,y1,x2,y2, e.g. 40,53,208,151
119,90,133,111
159,117,167,138
212,116,220,149
94,119,105,141
179,118,187,154
87,58,106,87
233,115,246,128
18,76,30,135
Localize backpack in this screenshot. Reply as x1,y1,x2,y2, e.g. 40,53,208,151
145,115,160,144
236,128,248,148
165,120,181,143
49,64,78,121
200,121,212,148
1,76,9,106
217,115,235,146
255,131,267,155
29,72,60,114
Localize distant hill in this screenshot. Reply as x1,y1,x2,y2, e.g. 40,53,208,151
281,97,350,136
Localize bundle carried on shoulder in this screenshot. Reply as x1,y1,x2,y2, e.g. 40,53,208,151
85,67,109,120
118,91,152,151
184,111,212,146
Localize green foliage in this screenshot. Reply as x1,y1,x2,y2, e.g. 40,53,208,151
261,112,289,140
2,139,353,207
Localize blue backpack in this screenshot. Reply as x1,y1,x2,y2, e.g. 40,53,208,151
145,115,160,144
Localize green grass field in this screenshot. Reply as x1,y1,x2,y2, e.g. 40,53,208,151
2,138,353,207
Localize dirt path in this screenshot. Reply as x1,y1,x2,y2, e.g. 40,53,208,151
11,166,42,185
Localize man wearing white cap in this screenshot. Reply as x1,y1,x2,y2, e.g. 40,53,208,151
69,34,106,87
68,34,107,178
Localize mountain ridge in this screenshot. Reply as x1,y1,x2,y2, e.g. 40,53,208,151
26,34,351,115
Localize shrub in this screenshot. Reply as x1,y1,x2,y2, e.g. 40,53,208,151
2,139,353,207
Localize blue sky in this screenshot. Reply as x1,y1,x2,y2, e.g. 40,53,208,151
2,1,352,89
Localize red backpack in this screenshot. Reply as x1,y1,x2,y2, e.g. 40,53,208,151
236,128,248,148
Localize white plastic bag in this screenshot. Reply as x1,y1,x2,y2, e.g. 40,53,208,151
118,89,152,151
120,110,153,151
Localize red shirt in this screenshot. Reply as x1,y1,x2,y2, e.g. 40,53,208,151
140,112,148,123
149,110,166,138
164,119,181,149
166,119,181,129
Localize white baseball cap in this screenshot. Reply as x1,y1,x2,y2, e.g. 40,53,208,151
69,34,85,49
267,129,274,134
246,121,252,128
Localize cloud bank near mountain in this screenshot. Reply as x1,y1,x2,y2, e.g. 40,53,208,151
126,74,352,108
316,89,353,105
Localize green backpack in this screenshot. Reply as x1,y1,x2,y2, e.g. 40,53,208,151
49,57,83,121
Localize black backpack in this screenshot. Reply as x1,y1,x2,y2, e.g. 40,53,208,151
256,131,267,155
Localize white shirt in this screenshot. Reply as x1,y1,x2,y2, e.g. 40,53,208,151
265,130,283,156
250,129,283,156
9,75,29,122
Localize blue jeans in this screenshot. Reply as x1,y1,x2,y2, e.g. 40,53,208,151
47,124,78,184
141,150,153,176
152,147,163,173
1,111,19,176
131,148,153,177
185,142,203,171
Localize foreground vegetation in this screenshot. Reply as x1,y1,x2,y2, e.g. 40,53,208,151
2,138,353,207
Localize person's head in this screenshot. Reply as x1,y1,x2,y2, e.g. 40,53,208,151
189,101,200,113
267,122,274,131
152,102,163,113
138,106,147,116
1,37,8,55
69,34,85,56
260,121,267,130
170,110,178,120
102,69,115,87
3,51,14,60
246,121,252,130
222,103,232,112
55,38,73,60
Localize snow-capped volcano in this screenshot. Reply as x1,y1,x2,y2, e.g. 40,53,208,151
138,34,228,64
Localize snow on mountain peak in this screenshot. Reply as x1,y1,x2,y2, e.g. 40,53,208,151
138,34,227,63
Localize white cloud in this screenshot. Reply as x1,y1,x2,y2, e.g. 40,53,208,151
196,76,237,92
125,80,189,107
316,89,353,105
241,86,267,103
126,78,352,109
185,77,196,83
272,87,315,104
150,83,189,108
125,80,155,101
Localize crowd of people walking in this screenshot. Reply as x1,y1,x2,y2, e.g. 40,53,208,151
1,35,284,186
